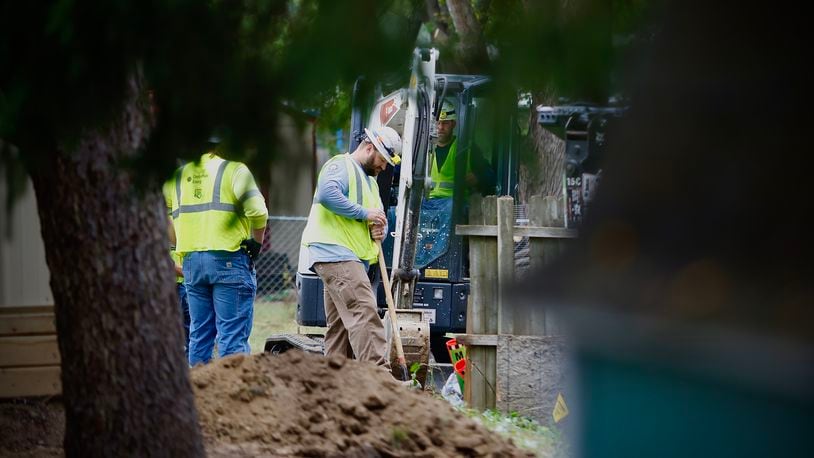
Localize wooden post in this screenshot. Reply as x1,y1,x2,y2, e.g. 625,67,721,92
529,195,566,336
497,196,515,335
465,195,498,410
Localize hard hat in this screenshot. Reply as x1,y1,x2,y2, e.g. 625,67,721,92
438,99,456,121
364,126,402,166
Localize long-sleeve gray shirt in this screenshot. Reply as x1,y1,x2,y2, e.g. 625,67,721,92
314,156,370,221
307,155,386,270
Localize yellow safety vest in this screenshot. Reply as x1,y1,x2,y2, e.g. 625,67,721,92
170,154,261,253
430,140,459,199
302,154,382,263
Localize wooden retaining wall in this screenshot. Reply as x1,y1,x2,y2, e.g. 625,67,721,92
456,195,574,422
0,306,61,398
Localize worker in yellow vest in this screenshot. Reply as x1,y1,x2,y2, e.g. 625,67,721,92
429,99,494,199
301,126,401,369
161,187,191,359
166,145,268,365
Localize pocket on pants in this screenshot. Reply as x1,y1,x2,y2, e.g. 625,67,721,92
216,269,244,284
237,281,255,318
335,265,373,310
318,263,351,292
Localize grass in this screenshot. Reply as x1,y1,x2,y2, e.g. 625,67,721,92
459,407,569,457
248,294,299,353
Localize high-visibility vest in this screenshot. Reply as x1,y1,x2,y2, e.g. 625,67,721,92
301,154,382,263
430,139,459,199
170,154,261,253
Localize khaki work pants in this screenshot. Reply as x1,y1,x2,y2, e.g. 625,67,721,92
313,261,389,369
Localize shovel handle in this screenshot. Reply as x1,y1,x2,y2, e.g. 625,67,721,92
376,240,407,368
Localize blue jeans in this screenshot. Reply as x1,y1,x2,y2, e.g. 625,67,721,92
183,250,256,365
177,283,191,359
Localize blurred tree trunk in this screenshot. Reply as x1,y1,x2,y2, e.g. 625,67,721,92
446,0,487,71
520,91,566,201
424,0,450,44
29,72,204,457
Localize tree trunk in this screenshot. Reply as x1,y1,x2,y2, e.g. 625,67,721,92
446,0,487,71
424,0,450,44
520,91,565,200
29,73,204,457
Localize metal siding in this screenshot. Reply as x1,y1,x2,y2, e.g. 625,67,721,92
0,177,54,307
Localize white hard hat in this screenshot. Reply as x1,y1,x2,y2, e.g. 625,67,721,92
438,99,456,121
364,126,402,166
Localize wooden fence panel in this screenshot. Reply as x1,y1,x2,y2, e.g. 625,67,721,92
0,306,61,398
0,313,56,336
458,194,574,410
0,335,61,367
528,196,567,335
465,195,498,410
0,366,61,398
497,196,515,335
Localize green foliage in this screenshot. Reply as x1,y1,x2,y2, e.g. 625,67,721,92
390,425,409,449
428,0,656,102
1,0,656,201
459,407,569,457
0,0,422,189
248,300,297,354
408,361,423,388
314,85,352,155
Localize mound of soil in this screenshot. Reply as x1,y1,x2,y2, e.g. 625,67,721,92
0,399,63,457
192,351,533,457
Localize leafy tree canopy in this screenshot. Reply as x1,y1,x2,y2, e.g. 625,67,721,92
1,0,655,197
1,0,420,188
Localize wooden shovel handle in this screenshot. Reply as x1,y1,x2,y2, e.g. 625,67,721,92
376,240,407,365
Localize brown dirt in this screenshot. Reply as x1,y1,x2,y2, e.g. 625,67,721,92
0,351,532,457
0,398,64,457
193,351,533,457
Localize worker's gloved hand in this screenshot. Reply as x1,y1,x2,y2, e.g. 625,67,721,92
240,238,262,260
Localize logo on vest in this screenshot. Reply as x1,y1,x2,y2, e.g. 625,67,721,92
194,188,202,199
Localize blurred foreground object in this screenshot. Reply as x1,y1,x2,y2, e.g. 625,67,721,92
523,2,814,457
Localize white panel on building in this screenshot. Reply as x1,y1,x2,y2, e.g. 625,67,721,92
0,175,54,307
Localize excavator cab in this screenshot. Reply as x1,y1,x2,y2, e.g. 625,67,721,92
378,75,519,361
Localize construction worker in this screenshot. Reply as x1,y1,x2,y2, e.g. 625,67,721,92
301,126,402,369
162,183,191,359
429,99,494,199
167,143,268,365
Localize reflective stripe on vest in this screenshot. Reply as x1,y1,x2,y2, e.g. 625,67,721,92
172,154,253,253
173,160,236,218
301,154,381,263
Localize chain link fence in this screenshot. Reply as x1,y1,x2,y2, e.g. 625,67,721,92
514,203,531,279
255,216,307,299
254,208,533,295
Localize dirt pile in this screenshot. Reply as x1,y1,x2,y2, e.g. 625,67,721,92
192,351,533,457
0,399,63,457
